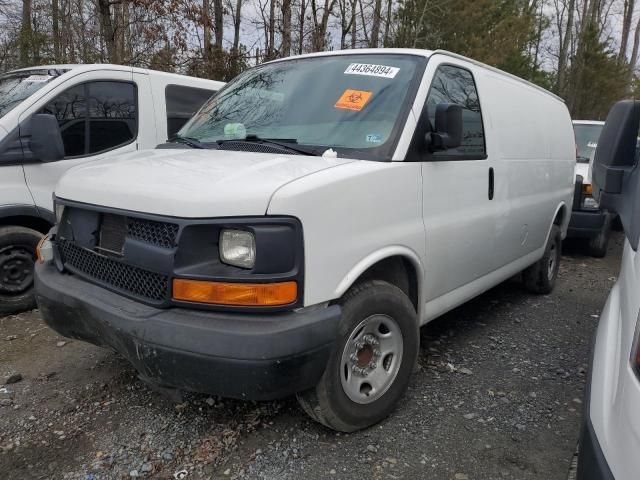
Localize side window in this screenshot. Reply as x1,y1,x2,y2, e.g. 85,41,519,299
426,65,485,158
87,82,137,154
165,85,216,139
40,81,137,158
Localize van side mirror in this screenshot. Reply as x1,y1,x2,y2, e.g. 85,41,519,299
23,114,65,163
426,103,462,152
593,99,640,249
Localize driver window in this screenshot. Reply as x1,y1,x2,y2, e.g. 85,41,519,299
426,65,486,159
40,81,137,158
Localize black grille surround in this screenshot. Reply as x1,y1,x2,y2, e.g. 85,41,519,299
52,199,305,312
58,239,169,302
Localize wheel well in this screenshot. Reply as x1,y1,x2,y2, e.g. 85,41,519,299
354,256,419,311
0,215,52,234
553,206,566,226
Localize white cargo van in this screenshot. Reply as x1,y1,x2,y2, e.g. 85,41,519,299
568,120,613,257
577,100,640,480
35,49,575,431
0,65,223,313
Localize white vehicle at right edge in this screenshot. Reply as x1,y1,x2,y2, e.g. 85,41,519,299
577,100,640,480
35,49,575,432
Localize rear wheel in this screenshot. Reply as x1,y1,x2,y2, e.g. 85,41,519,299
523,225,561,294
588,213,612,258
296,280,419,432
0,226,43,315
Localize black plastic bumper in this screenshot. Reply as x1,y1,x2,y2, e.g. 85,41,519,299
568,210,607,239
35,261,341,400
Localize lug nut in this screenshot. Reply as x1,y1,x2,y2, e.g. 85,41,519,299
370,362,377,369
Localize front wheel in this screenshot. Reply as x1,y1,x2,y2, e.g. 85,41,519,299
296,280,419,432
0,226,43,315
522,225,561,295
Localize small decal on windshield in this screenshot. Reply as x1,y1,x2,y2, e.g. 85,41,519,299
366,134,383,143
335,89,372,111
24,74,52,82
344,63,399,79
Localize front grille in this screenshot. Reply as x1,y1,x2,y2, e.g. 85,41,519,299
127,217,179,249
58,239,168,302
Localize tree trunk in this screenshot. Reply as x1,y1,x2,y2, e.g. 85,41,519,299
52,0,60,62
556,0,576,92
630,15,640,83
213,0,223,48
19,0,32,67
282,0,292,56
98,0,117,63
370,0,382,47
233,0,242,53
299,0,305,54
383,0,392,46
268,0,275,57
619,0,635,61
351,0,357,48
203,0,211,67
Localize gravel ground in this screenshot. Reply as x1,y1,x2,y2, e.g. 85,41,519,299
0,234,623,480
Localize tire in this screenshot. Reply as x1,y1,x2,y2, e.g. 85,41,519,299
296,280,419,432
588,214,612,258
0,226,43,315
523,225,561,295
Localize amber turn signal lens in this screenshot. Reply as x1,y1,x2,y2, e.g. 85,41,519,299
583,184,593,195
172,279,297,306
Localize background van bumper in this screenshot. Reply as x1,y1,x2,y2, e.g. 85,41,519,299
35,262,340,401
568,210,607,238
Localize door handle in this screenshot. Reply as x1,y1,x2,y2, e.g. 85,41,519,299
488,167,494,200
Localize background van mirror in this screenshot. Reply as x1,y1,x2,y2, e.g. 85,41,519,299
24,113,65,163
593,100,640,249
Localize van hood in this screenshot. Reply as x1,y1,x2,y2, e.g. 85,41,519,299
55,148,355,217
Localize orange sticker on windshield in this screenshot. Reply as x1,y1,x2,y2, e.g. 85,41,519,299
335,89,372,111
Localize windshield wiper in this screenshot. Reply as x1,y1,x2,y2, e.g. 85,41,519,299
576,155,591,163
171,134,208,149
218,134,322,156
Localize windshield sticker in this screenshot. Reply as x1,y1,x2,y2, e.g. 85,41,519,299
366,134,383,143
344,63,400,79
335,89,373,111
223,122,247,139
587,141,598,148
24,74,52,83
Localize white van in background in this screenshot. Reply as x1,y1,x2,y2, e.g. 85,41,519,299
35,49,575,431
0,64,223,313
568,120,614,257
577,100,640,480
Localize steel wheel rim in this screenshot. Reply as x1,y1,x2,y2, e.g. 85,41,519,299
0,245,35,294
339,314,404,404
548,242,557,280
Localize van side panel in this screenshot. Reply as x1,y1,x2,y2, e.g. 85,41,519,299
477,71,574,266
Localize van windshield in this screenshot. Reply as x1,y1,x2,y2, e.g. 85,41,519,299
178,54,425,160
0,69,66,120
573,123,604,164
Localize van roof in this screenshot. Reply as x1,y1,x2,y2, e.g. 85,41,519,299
6,64,225,87
266,48,563,103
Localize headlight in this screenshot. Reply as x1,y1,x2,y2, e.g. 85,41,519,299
582,196,599,209
55,203,65,223
219,229,256,268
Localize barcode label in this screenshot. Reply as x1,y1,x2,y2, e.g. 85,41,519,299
344,63,400,79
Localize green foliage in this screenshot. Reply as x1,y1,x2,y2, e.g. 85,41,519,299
565,25,631,119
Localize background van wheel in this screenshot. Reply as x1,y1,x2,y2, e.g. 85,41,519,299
587,214,612,258
523,225,561,295
296,280,419,432
0,226,42,316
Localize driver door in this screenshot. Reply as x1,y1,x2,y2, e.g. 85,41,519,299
21,69,139,213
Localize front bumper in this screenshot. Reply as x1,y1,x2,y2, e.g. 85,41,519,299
35,261,340,400
568,210,608,239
